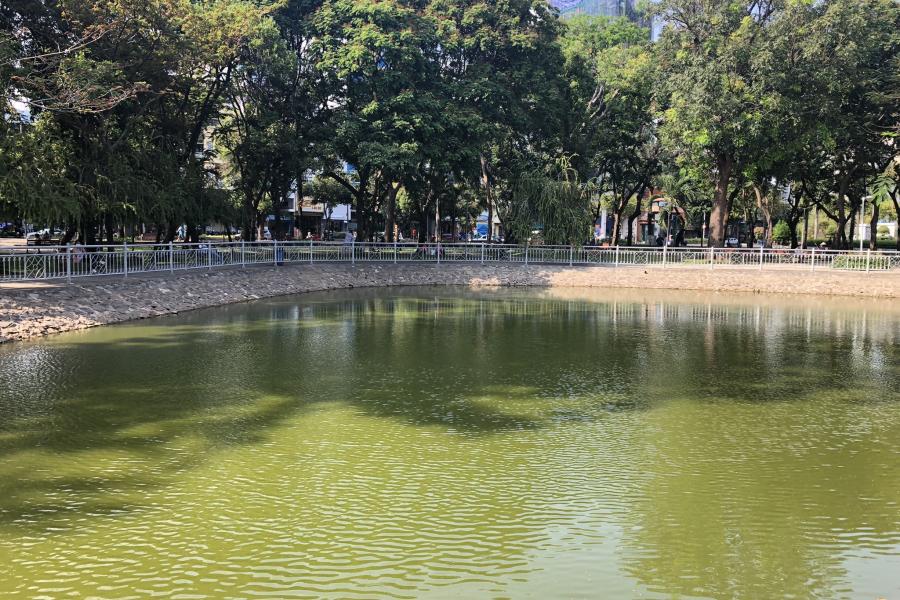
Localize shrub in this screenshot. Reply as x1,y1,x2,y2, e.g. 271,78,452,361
832,255,893,270
772,221,792,245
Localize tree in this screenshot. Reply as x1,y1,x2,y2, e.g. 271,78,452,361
218,0,329,241
557,14,662,245
872,158,899,250
558,14,649,182
788,0,899,249
1,0,276,244
507,157,592,245
433,0,566,243
771,220,791,246
654,0,785,247
314,0,441,241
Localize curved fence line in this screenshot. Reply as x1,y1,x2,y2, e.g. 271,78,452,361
1,241,898,282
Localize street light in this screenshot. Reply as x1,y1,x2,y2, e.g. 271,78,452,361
664,210,671,247
701,210,706,247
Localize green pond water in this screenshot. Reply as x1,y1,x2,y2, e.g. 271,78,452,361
0,287,898,599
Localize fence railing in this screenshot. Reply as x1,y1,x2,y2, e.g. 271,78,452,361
1,241,898,282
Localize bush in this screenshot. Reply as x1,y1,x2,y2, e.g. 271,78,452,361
832,255,893,270
877,224,890,238
772,221,792,245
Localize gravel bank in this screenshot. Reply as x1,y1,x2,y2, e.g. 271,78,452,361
1,263,898,344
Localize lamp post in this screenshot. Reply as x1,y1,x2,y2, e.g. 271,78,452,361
701,210,706,247
667,208,674,248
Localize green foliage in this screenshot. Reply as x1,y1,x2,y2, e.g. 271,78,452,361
772,221,792,245
310,175,353,207
508,158,592,245
832,255,892,270
0,0,897,250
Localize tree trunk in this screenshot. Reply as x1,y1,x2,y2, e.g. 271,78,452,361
104,213,115,250
893,190,900,251
486,202,493,242
625,201,640,246
256,212,266,242
83,220,98,246
242,190,257,241
869,201,879,251
624,182,649,245
434,188,440,243
674,211,686,246
384,183,399,242
271,181,284,241
709,155,733,247
164,222,177,244
798,208,808,249
848,210,856,247
611,208,625,245
834,175,849,249
752,184,773,246
355,172,369,242
481,154,493,242
417,202,427,243
186,223,200,244
745,207,756,248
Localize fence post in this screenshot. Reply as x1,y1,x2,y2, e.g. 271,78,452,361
208,243,213,270
866,249,871,273
759,244,764,270
169,241,174,273
394,239,398,264
525,243,529,265
309,239,314,264
123,242,129,277
241,240,246,267
66,243,72,284
437,243,441,265
481,243,485,265
709,247,715,269
615,245,620,268
569,245,574,266
351,239,355,265
810,248,816,271
662,243,668,266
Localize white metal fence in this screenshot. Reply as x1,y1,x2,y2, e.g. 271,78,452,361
1,241,898,282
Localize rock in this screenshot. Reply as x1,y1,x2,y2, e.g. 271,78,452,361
0,262,897,345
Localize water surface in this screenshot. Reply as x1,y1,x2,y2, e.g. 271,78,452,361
1,287,898,598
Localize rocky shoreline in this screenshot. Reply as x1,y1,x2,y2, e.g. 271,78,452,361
1,263,898,344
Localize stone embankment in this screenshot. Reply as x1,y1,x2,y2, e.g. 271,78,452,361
1,263,898,344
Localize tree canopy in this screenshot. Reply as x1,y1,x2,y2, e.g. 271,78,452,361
2,0,898,247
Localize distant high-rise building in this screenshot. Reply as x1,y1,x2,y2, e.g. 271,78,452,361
550,0,661,41
550,0,634,18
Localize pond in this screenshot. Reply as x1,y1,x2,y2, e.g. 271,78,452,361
0,287,898,598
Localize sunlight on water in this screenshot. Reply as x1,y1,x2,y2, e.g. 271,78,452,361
0,288,898,598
